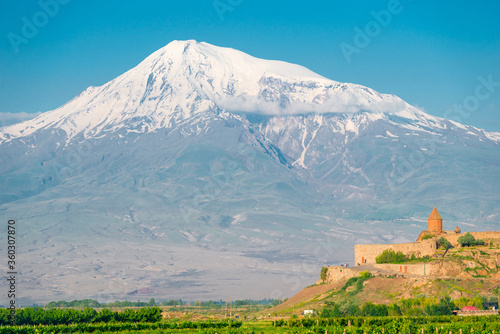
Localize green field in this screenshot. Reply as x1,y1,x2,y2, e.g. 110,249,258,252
2,315,500,333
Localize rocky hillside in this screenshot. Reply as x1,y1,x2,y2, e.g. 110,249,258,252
268,236,500,315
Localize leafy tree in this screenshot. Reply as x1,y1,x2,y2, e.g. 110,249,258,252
163,299,177,306
405,307,424,316
271,299,281,306
438,237,452,257
440,296,456,314
148,298,156,306
454,297,471,309
234,300,250,306
474,238,485,246
471,296,485,310
424,303,441,316
388,302,401,316
399,297,420,314
360,302,388,316
458,233,475,247
340,302,360,316
320,302,343,317
423,296,456,315
458,232,485,247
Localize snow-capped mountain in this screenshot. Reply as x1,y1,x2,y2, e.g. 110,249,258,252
0,40,499,303
1,40,443,143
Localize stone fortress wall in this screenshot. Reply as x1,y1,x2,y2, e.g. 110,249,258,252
320,266,359,283
446,231,500,246
319,256,500,284
354,231,500,267
354,239,437,266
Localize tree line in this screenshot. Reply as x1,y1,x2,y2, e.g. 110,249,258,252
29,297,278,309
320,295,489,318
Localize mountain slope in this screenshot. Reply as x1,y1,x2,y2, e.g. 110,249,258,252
0,40,499,304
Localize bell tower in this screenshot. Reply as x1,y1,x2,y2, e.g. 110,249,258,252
427,207,443,232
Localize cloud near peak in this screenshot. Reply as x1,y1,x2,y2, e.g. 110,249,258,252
0,112,42,128
216,95,408,116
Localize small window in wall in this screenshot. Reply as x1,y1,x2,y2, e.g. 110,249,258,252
364,259,367,264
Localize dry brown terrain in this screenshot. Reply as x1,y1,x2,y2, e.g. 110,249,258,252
266,276,500,316
268,282,343,314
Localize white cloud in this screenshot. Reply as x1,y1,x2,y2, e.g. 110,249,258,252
217,94,408,116
0,112,42,127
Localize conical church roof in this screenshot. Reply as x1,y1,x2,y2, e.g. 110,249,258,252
428,207,442,220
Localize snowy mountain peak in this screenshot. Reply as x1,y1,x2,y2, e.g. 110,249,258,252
0,40,494,144
151,39,329,81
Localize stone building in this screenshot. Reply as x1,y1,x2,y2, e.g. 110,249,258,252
416,207,461,241
355,207,449,265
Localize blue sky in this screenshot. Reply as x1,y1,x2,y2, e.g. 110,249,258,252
1,0,499,130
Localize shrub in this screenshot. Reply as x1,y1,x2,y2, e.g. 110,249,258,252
360,302,388,316
320,267,328,281
388,303,402,316
375,249,409,264
421,233,434,240
405,307,424,316
359,271,371,279
437,296,456,315
320,302,343,317
475,239,485,246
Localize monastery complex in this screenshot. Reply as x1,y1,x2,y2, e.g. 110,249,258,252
319,207,500,284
